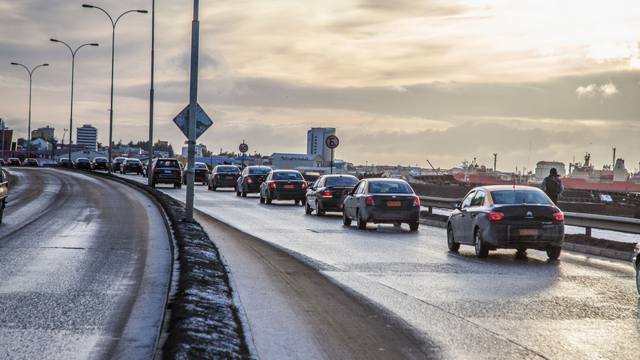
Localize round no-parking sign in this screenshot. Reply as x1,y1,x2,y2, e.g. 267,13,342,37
325,135,339,149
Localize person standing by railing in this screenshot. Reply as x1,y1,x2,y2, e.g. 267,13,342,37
541,168,564,205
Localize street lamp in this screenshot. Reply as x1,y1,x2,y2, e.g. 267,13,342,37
82,4,148,172
50,39,99,164
10,62,49,163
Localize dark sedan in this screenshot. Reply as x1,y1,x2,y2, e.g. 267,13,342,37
446,185,564,259
111,157,127,172
150,158,182,188
181,162,209,185
633,244,640,294
121,158,143,175
7,158,21,166
59,158,72,167
305,174,359,216
0,159,4,166
208,165,240,191
236,166,271,197
91,157,109,171
23,158,39,167
343,178,420,231
259,170,307,205
75,158,92,170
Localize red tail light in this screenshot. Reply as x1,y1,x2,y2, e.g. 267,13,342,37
270,182,276,188
178,169,182,173
153,168,158,173
247,177,253,184
414,196,420,206
302,182,307,189
322,190,331,198
214,173,219,179
487,211,504,221
366,196,374,206
553,212,564,221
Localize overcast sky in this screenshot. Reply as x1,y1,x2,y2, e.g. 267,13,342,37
2,0,640,172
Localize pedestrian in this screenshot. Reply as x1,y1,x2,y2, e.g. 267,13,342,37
541,168,563,205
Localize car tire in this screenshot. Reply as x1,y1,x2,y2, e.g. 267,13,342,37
343,209,352,226
260,194,265,204
447,224,460,251
547,246,562,260
316,202,325,216
474,229,489,258
151,181,156,188
236,186,241,196
409,221,419,231
242,188,247,197
266,196,272,204
0,200,4,223
356,210,366,229
636,265,640,295
305,199,312,214
212,186,217,191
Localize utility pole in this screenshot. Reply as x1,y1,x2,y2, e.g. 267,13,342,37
185,0,200,222
1,119,5,161
493,153,498,177
612,147,616,168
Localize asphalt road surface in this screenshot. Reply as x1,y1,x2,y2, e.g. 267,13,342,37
0,168,171,360
123,174,640,359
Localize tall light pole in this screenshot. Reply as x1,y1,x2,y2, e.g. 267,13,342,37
10,62,49,163
1,118,5,161
185,0,200,222
148,0,155,186
82,4,148,172
50,40,99,164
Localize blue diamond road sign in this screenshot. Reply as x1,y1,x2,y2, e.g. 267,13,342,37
173,103,213,139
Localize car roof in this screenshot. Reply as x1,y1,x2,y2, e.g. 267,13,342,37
475,185,541,192
364,178,408,182
272,169,301,173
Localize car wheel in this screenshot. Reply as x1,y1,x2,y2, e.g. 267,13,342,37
409,221,419,231
151,181,156,188
305,199,312,214
174,183,179,189
236,186,241,196
242,188,247,197
316,202,325,216
212,186,217,191
356,210,367,230
266,196,272,204
447,224,460,251
547,246,562,260
474,229,489,258
208,182,212,190
342,209,352,226
515,249,528,259
636,265,640,295
0,200,4,223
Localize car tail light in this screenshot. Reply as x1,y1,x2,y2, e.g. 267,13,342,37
270,182,276,188
553,212,564,221
214,173,219,179
414,196,420,206
487,211,504,221
153,168,158,173
302,182,307,189
322,190,332,198
178,169,182,173
366,196,374,206
247,177,253,184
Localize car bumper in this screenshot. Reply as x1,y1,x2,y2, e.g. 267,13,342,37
363,206,420,223
318,198,346,212
482,223,564,250
213,179,237,187
269,189,306,200
153,176,181,184
245,183,262,193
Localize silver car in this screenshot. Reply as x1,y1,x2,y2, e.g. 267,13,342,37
633,244,640,294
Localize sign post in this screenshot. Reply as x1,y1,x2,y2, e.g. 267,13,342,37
239,141,249,169
325,135,339,174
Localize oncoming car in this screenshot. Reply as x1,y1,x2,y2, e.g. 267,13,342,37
342,178,420,231
446,185,565,259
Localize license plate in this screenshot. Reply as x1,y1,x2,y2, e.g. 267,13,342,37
387,201,401,207
284,185,294,189
519,229,539,236
164,170,171,174
226,176,233,179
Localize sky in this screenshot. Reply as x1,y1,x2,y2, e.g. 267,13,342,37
2,0,640,173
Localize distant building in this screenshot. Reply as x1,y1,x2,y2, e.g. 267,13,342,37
31,126,55,142
181,144,206,158
31,138,51,150
613,158,628,182
535,161,566,179
270,153,329,169
76,124,97,150
155,139,169,147
307,127,335,161
0,125,16,151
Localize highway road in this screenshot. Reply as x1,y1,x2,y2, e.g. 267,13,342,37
127,173,640,359
0,168,171,360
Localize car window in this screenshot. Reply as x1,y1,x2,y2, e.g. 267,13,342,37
367,181,413,194
314,177,324,188
273,172,303,180
470,191,486,207
354,182,366,194
325,176,359,187
0,171,5,182
249,167,270,175
491,190,552,205
461,191,477,209
156,160,179,168
195,163,207,169
218,166,239,173
127,159,141,164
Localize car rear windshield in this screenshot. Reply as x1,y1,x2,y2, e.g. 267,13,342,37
491,190,552,205
195,163,208,169
273,172,303,180
218,166,239,173
156,160,179,168
127,159,141,164
249,167,270,175
368,181,413,194
325,177,359,187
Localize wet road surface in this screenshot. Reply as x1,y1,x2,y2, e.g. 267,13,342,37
122,174,640,359
0,168,171,359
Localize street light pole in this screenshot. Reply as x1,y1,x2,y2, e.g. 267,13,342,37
10,62,49,164
82,4,148,172
148,0,155,186
50,39,99,164
185,0,200,222
1,119,5,161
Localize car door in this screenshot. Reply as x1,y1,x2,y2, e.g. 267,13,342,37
308,177,323,210
344,180,363,218
451,190,476,244
466,190,487,239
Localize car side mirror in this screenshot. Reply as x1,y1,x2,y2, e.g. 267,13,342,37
451,202,460,209
344,189,351,196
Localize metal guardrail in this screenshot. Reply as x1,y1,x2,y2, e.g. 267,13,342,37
418,195,640,235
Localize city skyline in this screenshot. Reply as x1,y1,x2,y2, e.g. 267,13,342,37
2,1,640,172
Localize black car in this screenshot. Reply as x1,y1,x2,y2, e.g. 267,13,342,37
7,158,21,166
0,169,7,223
23,158,39,167
111,157,127,172
181,162,209,185
75,157,92,170
59,158,72,167
208,165,240,191
446,185,564,259
0,159,5,167
305,174,359,216
259,170,307,205
91,157,109,171
121,158,143,175
343,178,420,231
633,244,640,294
236,166,271,197
150,158,182,188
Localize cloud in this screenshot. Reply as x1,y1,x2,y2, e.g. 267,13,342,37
599,81,619,97
387,85,409,93
575,84,596,98
575,80,619,98
588,41,640,69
